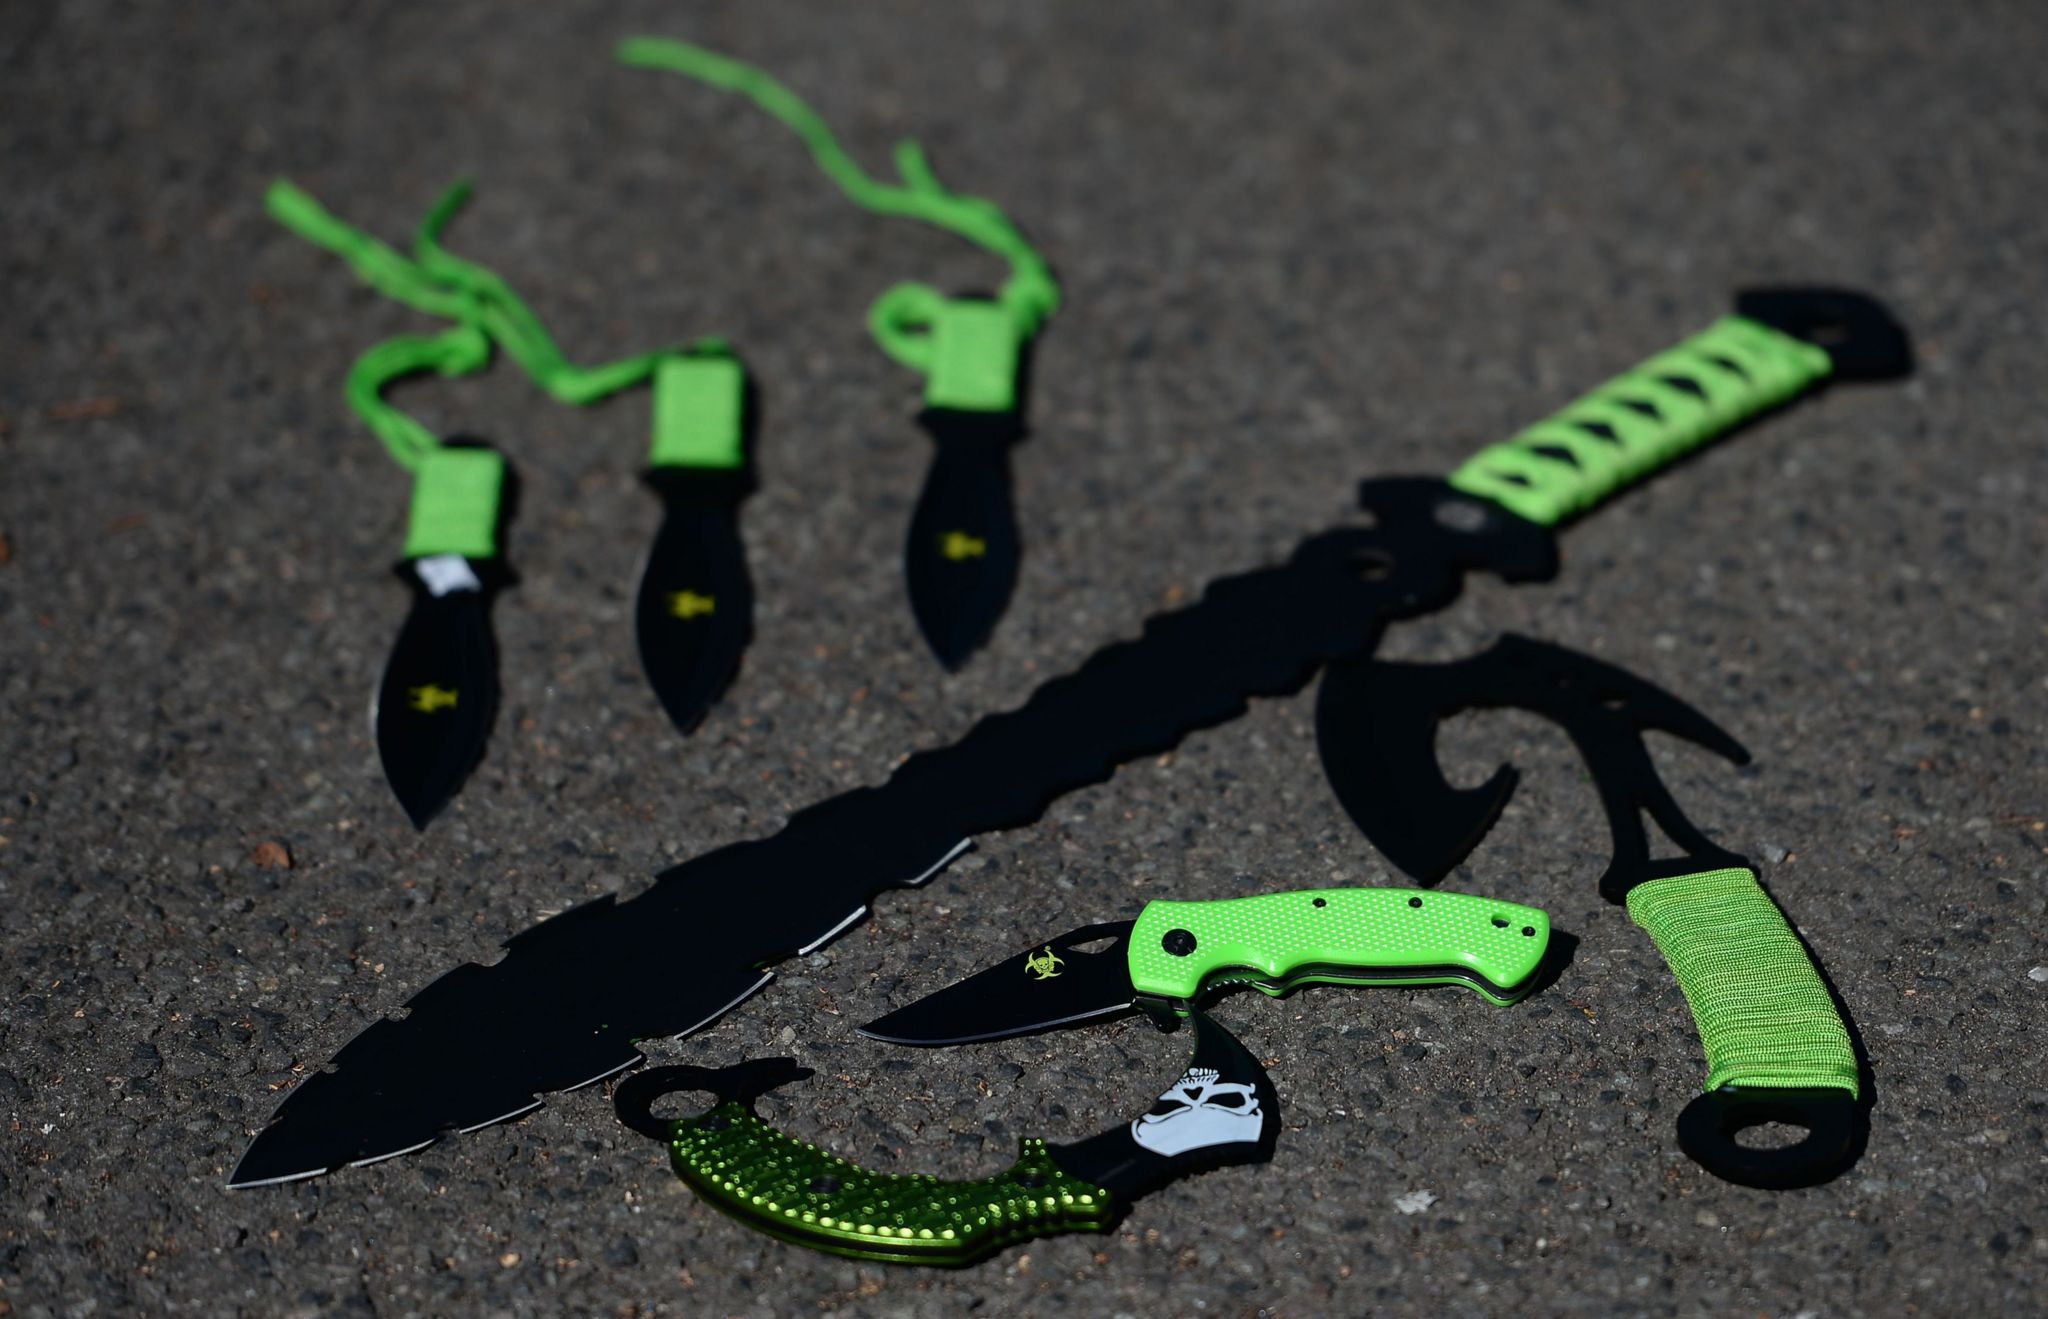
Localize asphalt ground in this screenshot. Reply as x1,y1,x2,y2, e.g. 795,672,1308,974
3,2,2044,1315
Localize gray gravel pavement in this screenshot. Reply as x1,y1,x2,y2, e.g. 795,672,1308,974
3,2,2045,1314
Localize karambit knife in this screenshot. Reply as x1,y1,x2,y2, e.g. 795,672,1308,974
1318,634,1868,1187
614,1010,1278,1266
374,444,505,829
860,887,1551,1047
622,40,1056,671
229,288,1907,1188
635,347,756,735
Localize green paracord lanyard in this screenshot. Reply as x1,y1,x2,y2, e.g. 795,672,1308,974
269,177,754,827
266,179,746,558
618,38,1059,412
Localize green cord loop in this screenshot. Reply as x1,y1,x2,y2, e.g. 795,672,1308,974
619,37,1058,404
271,177,743,485
411,181,678,405
342,322,492,472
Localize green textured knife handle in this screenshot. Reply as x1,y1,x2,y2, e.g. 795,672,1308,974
1448,315,1832,527
1126,887,1550,1006
1626,866,1858,1097
667,1105,1115,1266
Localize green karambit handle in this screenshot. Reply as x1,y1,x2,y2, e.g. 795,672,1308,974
666,1104,1116,1267
1627,866,1859,1097
1448,315,1832,527
1126,887,1550,1007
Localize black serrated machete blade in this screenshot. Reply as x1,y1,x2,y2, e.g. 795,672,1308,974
636,470,753,736
858,921,1140,1046
232,481,1556,1185
904,407,1021,670
373,559,498,830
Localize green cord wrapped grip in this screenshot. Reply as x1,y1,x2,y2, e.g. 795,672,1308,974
1449,316,1833,526
923,300,1022,413
1126,887,1551,1006
1627,867,1859,1097
666,1105,1115,1266
649,349,747,469
402,448,505,560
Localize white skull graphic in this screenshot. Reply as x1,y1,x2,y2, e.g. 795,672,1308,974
1130,1066,1265,1156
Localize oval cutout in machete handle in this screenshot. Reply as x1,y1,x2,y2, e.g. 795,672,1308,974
1676,1087,1860,1190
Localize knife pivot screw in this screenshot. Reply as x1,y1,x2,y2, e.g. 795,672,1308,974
699,1114,731,1132
808,1174,843,1194
1312,897,1327,908
1408,897,1423,908
1014,1172,1048,1188
1162,928,1198,957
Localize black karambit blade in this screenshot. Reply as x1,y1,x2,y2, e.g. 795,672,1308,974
231,480,1555,1185
1316,633,1749,896
373,560,499,830
858,921,1139,1046
904,407,1022,670
1047,1009,1280,1199
636,469,754,736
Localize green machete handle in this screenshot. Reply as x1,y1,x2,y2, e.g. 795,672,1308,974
1628,867,1858,1096
1448,315,1829,526
662,1103,1115,1266
1627,865,1862,1187
1126,887,1551,1007
1448,287,1911,527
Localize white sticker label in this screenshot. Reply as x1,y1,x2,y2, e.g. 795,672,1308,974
415,554,482,597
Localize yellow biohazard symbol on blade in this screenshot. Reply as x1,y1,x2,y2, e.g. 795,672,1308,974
407,684,459,713
939,531,987,561
667,590,716,620
1023,945,1065,981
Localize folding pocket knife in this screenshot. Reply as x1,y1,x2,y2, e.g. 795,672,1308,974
860,886,1552,1046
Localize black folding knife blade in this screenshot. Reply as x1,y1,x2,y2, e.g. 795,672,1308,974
859,920,1140,1046
904,407,1022,670
374,557,499,829
636,469,754,736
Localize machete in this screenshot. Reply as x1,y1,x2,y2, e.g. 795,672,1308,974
228,287,1908,1188
613,1010,1278,1266
859,886,1552,1046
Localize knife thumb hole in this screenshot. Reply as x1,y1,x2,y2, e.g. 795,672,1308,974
612,1066,720,1141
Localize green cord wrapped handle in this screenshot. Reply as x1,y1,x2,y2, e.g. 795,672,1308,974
1626,866,1858,1097
1447,288,1911,528
1448,316,1831,526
